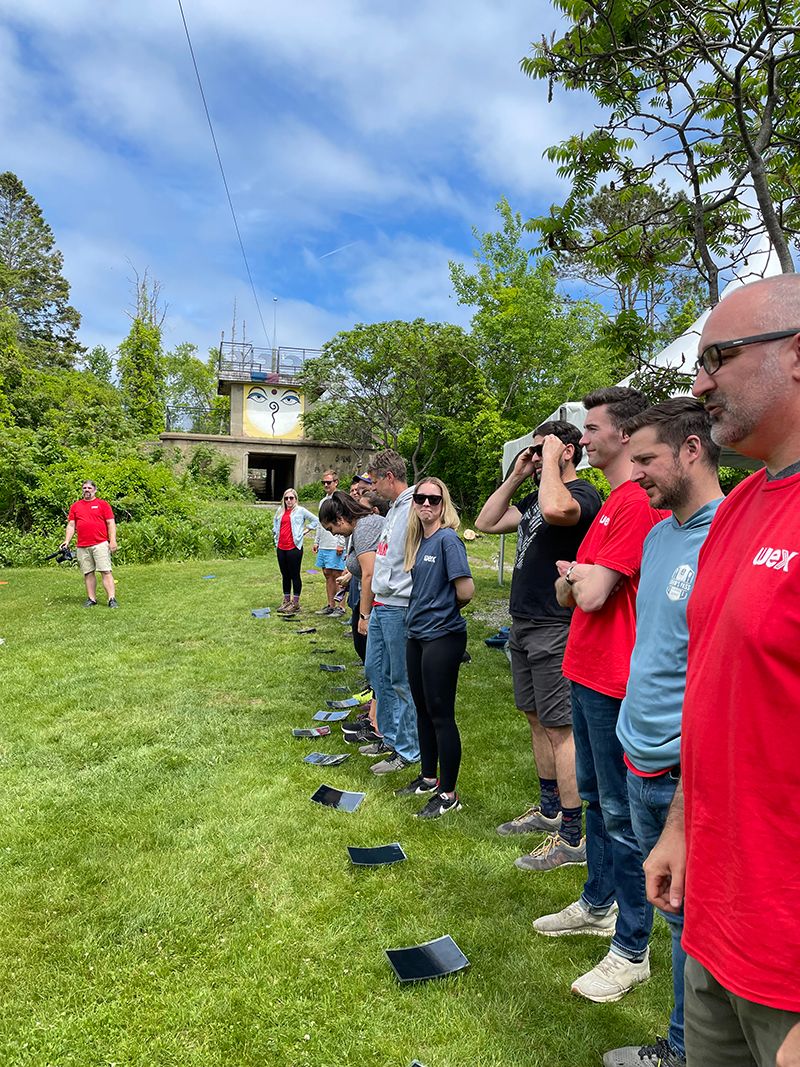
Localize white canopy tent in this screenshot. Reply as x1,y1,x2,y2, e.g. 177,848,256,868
496,235,784,582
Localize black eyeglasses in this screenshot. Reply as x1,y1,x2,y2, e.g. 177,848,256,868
696,330,800,375
284,496,296,501
413,492,443,506
322,480,336,486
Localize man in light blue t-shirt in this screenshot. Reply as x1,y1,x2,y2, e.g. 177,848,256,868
604,399,723,1067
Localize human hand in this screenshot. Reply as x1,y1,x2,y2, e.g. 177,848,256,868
541,434,568,465
644,824,686,914
109,541,118,553
336,544,344,555
336,571,351,588
313,543,319,553
357,617,369,636
777,1022,800,1066
512,447,538,481
556,559,574,579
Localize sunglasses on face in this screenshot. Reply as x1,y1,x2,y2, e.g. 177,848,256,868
322,480,336,486
695,329,800,375
284,496,296,501
413,492,443,506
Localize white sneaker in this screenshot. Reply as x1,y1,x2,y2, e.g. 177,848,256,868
571,948,650,1003
532,899,617,938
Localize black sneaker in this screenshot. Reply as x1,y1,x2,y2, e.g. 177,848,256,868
394,774,438,797
315,605,334,616
603,1037,686,1066
415,791,462,819
108,597,119,609
82,599,97,608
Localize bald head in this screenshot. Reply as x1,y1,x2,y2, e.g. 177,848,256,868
694,274,800,471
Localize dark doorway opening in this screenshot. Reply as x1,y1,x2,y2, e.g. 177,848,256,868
247,453,296,501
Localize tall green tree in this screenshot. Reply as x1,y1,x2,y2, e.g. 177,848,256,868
450,198,626,425
298,319,495,486
523,0,800,304
0,172,81,367
117,271,165,437
163,342,229,434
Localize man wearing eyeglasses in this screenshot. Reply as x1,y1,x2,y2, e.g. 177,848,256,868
476,421,601,869
61,480,119,608
313,470,346,616
645,276,800,1067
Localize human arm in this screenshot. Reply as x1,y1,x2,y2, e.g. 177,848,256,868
643,781,685,914
454,575,474,608
555,559,625,613
777,1023,800,1067
475,449,536,533
106,516,118,553
537,435,581,525
61,519,76,549
335,569,352,589
357,551,376,636
303,508,318,536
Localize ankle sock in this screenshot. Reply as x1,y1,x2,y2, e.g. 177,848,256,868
560,805,583,846
539,777,561,818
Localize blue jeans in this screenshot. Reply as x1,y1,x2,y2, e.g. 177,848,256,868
365,605,419,763
627,769,685,1058
571,682,653,960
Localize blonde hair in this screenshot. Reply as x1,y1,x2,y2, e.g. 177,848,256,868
280,487,299,514
404,477,460,572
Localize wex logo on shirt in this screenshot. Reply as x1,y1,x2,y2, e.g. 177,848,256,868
752,546,798,573
423,554,437,563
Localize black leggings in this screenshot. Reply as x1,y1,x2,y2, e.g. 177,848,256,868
276,547,303,596
406,631,467,793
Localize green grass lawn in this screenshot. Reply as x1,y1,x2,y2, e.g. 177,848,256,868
0,545,671,1066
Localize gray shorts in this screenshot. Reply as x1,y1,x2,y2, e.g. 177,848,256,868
508,618,571,728
685,955,800,1066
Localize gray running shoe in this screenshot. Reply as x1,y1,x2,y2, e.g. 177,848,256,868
108,597,119,609
82,598,97,607
514,833,587,871
496,805,562,835
532,899,618,938
370,753,415,775
603,1037,686,1067
358,740,392,756
330,606,346,617
315,605,335,616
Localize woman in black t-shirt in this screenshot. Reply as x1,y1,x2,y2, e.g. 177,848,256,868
397,477,474,819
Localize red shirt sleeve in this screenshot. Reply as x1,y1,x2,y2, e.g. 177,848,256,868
592,493,662,577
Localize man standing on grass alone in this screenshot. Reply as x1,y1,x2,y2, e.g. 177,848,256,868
61,480,119,608
361,449,420,776
602,398,723,1067
533,387,666,1004
314,470,346,617
475,421,601,870
645,276,800,1067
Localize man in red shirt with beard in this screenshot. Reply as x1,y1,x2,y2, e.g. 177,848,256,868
645,275,800,1067
62,480,119,608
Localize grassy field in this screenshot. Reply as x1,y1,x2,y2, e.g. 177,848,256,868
0,541,671,1067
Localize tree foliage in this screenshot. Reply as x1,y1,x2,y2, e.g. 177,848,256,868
0,171,81,367
163,343,230,434
118,272,165,436
523,0,800,304
449,198,629,425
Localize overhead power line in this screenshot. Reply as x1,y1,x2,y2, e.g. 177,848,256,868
176,0,270,345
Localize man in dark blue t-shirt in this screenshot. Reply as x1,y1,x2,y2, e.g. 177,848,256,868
476,420,602,870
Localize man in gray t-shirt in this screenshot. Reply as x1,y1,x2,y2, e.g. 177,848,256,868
363,449,420,773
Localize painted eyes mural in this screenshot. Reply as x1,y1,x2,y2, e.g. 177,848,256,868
245,386,303,439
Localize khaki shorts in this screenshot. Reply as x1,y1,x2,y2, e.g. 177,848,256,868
77,542,112,574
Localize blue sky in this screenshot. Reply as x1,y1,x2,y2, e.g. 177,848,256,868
0,0,592,358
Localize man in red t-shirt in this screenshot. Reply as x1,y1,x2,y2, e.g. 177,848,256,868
62,480,118,608
532,387,667,1005
645,277,800,1067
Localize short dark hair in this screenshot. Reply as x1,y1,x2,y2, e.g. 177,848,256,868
366,449,407,482
533,419,584,466
362,490,390,516
582,387,648,430
623,397,721,468
318,490,372,527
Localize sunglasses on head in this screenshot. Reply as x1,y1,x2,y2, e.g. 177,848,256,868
413,492,443,506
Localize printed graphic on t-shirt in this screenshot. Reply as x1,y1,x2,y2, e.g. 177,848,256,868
666,563,695,601
514,500,544,571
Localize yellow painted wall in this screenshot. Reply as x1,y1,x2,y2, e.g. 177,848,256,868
242,384,304,439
